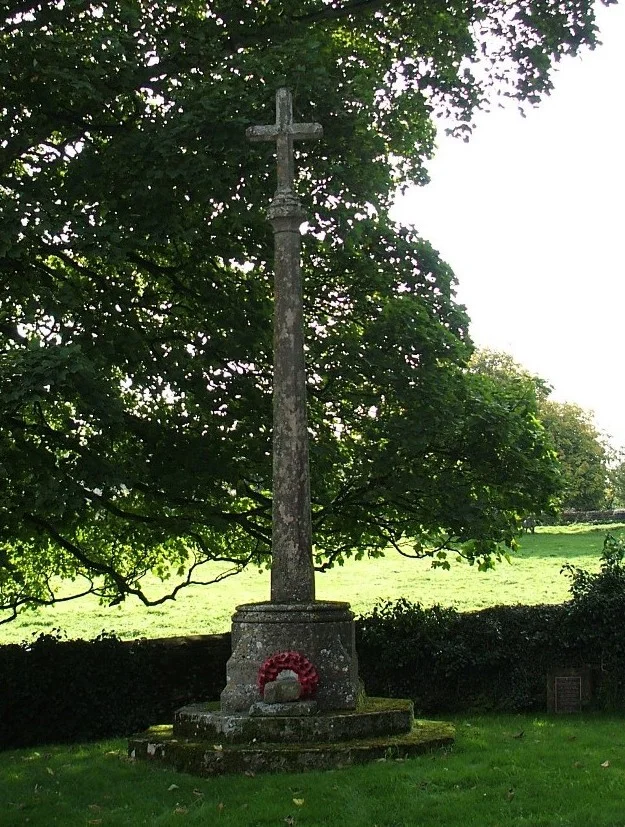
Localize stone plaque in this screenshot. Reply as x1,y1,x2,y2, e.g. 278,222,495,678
554,675,582,713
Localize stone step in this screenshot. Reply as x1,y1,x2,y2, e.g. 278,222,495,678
173,697,414,744
129,719,455,776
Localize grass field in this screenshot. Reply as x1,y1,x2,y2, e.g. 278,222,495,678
2,713,625,825
1,524,622,646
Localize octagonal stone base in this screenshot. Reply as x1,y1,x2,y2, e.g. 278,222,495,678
175,697,414,744
129,698,455,777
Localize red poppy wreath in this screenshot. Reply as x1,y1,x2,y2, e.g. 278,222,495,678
257,651,319,698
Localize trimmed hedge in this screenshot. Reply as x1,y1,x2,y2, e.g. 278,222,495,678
2,599,624,749
357,536,625,714
356,599,591,714
3,536,625,748
0,633,230,749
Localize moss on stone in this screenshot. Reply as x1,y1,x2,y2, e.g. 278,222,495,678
129,714,455,777
174,696,415,744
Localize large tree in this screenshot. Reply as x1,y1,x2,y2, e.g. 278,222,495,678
608,454,625,508
540,401,609,511
0,0,599,620
471,349,610,512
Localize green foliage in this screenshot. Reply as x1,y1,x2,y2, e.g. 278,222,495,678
606,451,625,508
356,598,566,713
471,349,610,513
540,400,609,511
469,349,551,401
0,1,598,616
358,538,625,713
5,531,625,749
561,534,625,705
563,533,625,601
0,523,615,644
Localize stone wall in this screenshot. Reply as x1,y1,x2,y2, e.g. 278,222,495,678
560,509,625,524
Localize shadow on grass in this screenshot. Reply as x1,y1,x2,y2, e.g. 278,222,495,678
516,524,625,562
2,715,625,826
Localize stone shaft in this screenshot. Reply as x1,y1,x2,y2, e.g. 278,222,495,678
270,199,314,602
247,89,322,604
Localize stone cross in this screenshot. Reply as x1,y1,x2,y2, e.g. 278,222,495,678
247,88,322,603
247,88,323,194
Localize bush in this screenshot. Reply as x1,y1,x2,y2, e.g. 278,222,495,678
356,537,625,714
356,599,570,713
0,631,230,749
561,534,625,706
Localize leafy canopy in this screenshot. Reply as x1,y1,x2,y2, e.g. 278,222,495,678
471,349,610,512
0,0,603,619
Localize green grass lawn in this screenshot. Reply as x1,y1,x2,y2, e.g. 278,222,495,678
2,714,625,825
1,524,621,645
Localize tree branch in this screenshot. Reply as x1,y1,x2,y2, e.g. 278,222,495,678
19,512,262,612
293,0,391,24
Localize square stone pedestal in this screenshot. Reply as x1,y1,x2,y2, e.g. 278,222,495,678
220,600,359,713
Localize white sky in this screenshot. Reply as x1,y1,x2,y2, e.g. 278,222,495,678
392,2,625,449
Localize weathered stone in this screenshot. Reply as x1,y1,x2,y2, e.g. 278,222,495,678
245,88,322,605
249,700,318,717
220,601,359,713
127,90,458,779
219,91,359,715
246,88,322,195
174,697,413,744
263,677,301,704
129,717,456,777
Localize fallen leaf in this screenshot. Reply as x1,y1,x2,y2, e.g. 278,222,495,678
601,760,611,768
87,821,103,826
284,817,295,826
88,804,102,811
217,802,225,813
168,784,179,791
244,770,255,778
293,798,305,806
192,789,204,798
174,806,188,815
46,767,55,776
213,744,223,751
506,788,515,801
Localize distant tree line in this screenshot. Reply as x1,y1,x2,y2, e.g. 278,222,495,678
471,350,619,514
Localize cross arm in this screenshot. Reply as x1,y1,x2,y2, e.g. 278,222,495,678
246,122,323,142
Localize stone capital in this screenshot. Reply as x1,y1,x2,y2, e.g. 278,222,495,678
268,189,306,225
